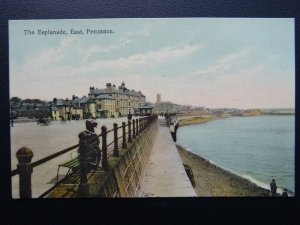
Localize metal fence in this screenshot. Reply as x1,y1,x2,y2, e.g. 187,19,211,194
11,115,158,198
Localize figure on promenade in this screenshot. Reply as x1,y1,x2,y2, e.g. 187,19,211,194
165,113,171,127
282,189,288,197
174,119,179,142
170,122,176,142
79,120,101,170
270,179,277,197
128,112,133,120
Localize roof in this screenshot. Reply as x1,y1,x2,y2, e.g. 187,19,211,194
96,94,115,100
56,99,71,106
79,97,89,104
89,85,145,98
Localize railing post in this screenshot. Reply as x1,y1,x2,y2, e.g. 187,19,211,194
139,118,142,132
78,132,89,197
113,123,119,157
101,126,109,171
122,122,127,148
133,119,136,139
136,119,139,136
128,120,132,143
141,118,144,131
16,146,33,198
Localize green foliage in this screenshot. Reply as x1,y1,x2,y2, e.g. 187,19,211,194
10,97,45,105
10,96,22,104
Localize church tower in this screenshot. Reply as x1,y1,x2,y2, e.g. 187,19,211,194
156,93,161,103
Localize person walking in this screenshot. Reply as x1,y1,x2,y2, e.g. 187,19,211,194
170,122,176,142
174,119,179,142
270,179,277,197
128,112,132,121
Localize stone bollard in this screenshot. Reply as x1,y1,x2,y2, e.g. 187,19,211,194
16,146,33,198
78,131,89,197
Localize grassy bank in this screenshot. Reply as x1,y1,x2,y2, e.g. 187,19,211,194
178,116,217,127
176,144,271,197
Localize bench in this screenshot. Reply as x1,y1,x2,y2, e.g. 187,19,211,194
56,147,101,184
57,158,80,184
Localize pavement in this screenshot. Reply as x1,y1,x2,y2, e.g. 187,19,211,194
11,116,196,198
138,118,196,197
10,117,137,198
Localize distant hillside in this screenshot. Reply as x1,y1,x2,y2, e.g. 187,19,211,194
259,108,295,115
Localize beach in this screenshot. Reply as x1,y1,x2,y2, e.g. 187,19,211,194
176,144,271,197
175,115,272,197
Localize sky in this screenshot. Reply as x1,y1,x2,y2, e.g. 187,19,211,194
9,18,295,109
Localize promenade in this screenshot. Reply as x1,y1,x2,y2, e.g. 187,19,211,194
138,118,196,197
11,116,196,198
11,117,131,198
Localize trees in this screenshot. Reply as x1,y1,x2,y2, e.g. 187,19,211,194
10,97,45,105
10,96,22,105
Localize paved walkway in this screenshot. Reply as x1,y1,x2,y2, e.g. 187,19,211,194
138,119,196,197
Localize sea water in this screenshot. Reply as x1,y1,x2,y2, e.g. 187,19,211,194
177,116,295,194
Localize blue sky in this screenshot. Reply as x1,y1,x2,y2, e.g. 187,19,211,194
9,18,294,109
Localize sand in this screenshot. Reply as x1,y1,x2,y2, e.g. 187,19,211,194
176,144,271,197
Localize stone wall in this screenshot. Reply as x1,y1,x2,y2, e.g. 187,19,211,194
88,120,158,197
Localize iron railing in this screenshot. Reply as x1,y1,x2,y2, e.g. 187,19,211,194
11,115,158,198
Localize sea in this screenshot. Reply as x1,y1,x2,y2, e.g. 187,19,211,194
177,115,295,194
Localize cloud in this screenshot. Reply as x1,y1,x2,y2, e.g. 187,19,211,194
189,47,254,80
10,36,202,100
85,44,202,72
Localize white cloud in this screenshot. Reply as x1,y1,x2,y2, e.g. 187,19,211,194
85,44,202,72
10,36,202,101
189,47,254,79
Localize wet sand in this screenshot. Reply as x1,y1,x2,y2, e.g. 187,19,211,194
176,144,271,197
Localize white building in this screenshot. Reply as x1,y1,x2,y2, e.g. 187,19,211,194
88,82,146,116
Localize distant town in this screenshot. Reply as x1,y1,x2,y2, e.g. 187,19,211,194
9,81,295,122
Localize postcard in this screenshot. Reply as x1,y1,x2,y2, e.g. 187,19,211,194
9,18,295,198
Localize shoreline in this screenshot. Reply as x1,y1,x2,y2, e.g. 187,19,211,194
177,114,294,128
177,115,219,127
176,144,271,197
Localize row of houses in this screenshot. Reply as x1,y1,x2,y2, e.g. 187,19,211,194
11,82,148,120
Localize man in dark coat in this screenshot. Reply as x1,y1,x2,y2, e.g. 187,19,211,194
81,120,101,170
270,179,277,197
174,119,179,142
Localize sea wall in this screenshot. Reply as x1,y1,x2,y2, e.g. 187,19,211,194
88,120,159,197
